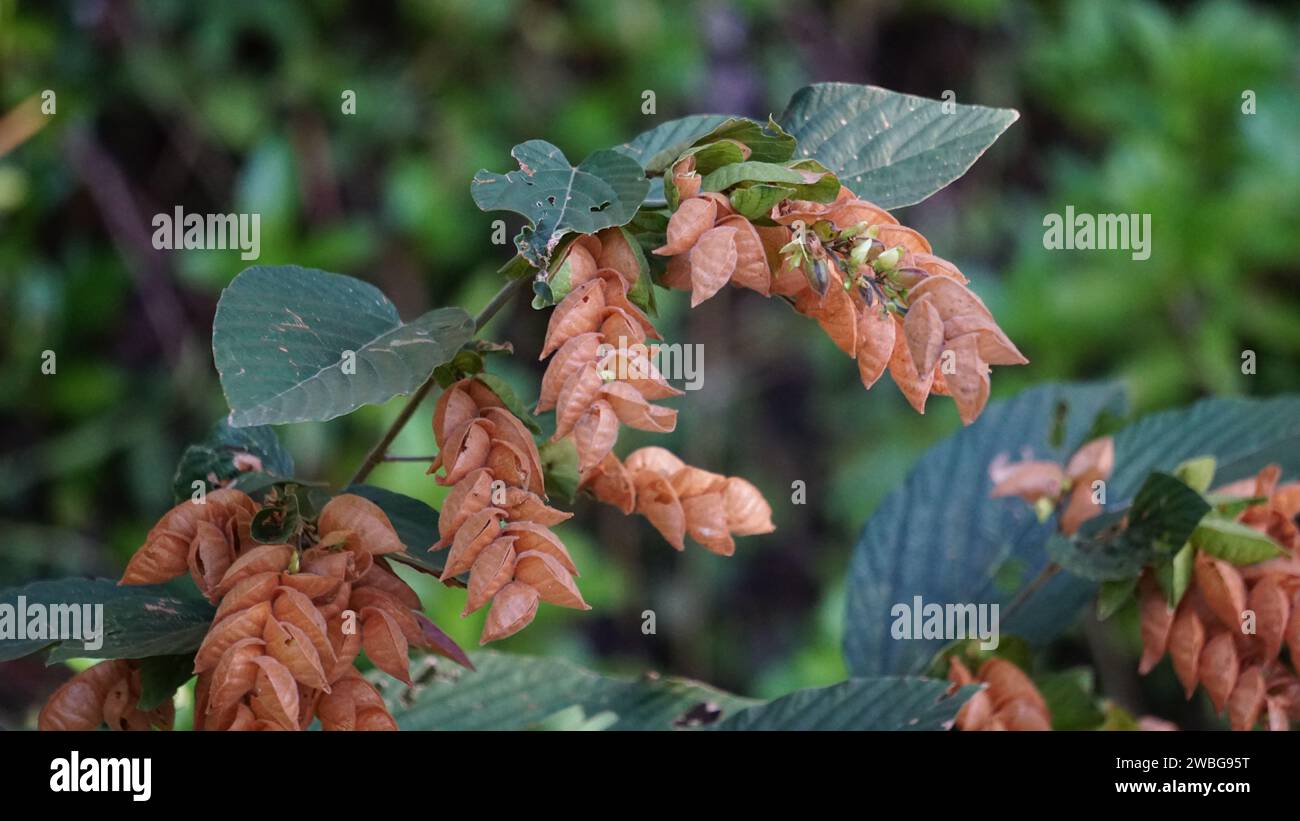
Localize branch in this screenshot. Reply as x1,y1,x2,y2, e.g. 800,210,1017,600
346,275,530,486
1003,562,1061,622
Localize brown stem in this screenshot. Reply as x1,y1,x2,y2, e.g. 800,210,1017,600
1004,562,1061,622
346,275,529,486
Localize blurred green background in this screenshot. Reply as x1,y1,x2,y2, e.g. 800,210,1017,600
1,0,1297,728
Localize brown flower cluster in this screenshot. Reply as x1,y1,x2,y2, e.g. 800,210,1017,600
947,656,1051,731
1138,466,1300,731
430,377,588,644
539,228,681,474
582,446,774,555
39,659,174,731
653,185,1026,424
46,488,444,730
989,436,1115,535
539,229,775,553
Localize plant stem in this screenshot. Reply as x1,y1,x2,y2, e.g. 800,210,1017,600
1003,562,1061,622
382,455,437,462
346,275,530,486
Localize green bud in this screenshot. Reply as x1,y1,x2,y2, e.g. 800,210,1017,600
1033,496,1055,523
849,241,872,268
839,220,870,240
873,246,902,273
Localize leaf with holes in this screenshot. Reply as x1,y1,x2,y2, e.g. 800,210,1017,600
471,140,649,269
214,265,474,427
780,82,1019,209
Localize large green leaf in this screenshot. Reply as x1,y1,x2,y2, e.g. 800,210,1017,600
614,114,735,174
779,82,1019,209
0,578,214,663
214,265,474,427
715,677,974,731
471,140,649,268
844,386,1300,678
388,651,757,730
843,382,1127,677
171,418,294,502
1108,395,1300,498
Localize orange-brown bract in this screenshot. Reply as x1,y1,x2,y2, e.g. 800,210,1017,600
989,436,1114,536
42,490,448,731
1137,465,1300,730
653,186,1026,425
429,377,584,644
39,659,174,731
534,229,775,555
947,657,1050,731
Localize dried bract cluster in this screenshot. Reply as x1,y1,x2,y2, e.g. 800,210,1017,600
39,659,174,731
947,656,1051,731
42,488,447,730
430,377,586,643
654,186,1026,424
1139,466,1300,731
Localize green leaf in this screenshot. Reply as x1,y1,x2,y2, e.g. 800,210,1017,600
616,225,657,316
1166,542,1196,608
343,485,442,575
1191,518,1286,564
0,578,215,663
1108,395,1300,499
715,677,975,731
692,116,797,165
1173,456,1216,493
615,114,735,174
1206,494,1269,518
471,140,649,269
136,654,195,710
172,419,294,502
1096,577,1137,621
729,183,796,220
669,140,749,199
1049,473,1209,581
1037,668,1105,731
779,82,1019,209
700,159,839,203
387,650,757,730
538,437,580,505
843,382,1128,676
250,491,301,544
213,265,474,427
